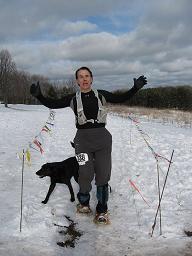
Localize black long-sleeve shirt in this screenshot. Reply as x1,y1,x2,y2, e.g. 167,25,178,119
37,86,139,129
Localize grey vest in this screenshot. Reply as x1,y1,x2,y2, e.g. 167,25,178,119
70,89,107,125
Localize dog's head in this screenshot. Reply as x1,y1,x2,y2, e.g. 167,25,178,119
36,163,52,178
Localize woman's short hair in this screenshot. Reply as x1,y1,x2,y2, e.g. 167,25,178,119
75,67,93,79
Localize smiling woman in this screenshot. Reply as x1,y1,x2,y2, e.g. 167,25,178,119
30,67,147,224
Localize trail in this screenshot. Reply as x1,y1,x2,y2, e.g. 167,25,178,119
0,104,192,255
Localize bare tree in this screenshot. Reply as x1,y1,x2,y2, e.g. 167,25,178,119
0,49,16,107
9,70,31,104
64,76,77,93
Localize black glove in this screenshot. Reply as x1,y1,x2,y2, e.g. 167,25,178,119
30,81,41,97
133,75,147,90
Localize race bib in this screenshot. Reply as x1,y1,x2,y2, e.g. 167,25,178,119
76,153,89,165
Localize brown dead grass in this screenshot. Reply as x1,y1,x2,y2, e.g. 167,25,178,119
107,104,192,128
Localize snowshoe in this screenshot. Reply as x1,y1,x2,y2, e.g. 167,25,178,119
76,204,92,214
94,211,110,225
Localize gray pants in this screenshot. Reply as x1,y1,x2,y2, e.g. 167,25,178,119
74,127,112,194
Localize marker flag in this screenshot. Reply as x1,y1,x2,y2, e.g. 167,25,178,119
25,149,31,165
128,114,171,163
17,109,56,165
33,139,44,154
129,179,150,207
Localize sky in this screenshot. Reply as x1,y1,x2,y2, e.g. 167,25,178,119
0,0,192,90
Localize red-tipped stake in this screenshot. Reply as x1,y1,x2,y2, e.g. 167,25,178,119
151,150,174,237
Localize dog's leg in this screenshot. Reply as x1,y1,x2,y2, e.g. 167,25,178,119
42,183,56,204
74,174,79,184
67,181,75,202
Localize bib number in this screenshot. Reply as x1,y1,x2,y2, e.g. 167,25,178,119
76,153,89,165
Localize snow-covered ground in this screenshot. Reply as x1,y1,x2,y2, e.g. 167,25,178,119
0,104,192,256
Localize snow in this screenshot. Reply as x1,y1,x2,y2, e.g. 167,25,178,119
0,104,192,256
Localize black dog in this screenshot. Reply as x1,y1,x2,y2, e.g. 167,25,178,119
36,157,79,204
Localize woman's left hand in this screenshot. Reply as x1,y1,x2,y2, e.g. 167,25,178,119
133,75,147,89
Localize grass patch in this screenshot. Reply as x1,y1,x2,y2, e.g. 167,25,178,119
107,104,192,128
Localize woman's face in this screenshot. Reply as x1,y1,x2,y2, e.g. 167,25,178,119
76,69,93,92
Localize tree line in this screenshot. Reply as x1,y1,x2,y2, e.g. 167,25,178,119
1,48,192,111
114,86,192,111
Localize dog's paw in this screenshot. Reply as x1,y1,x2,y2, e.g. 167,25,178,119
41,200,47,204
70,198,75,202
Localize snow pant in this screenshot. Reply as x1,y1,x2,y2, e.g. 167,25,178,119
74,127,112,213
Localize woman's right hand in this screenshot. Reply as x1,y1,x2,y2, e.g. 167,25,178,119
30,81,41,97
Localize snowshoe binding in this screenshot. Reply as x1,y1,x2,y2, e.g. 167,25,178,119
76,204,92,214
94,211,110,225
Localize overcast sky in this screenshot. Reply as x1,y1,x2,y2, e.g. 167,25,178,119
0,0,191,90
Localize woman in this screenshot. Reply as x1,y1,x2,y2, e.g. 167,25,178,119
30,67,147,224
